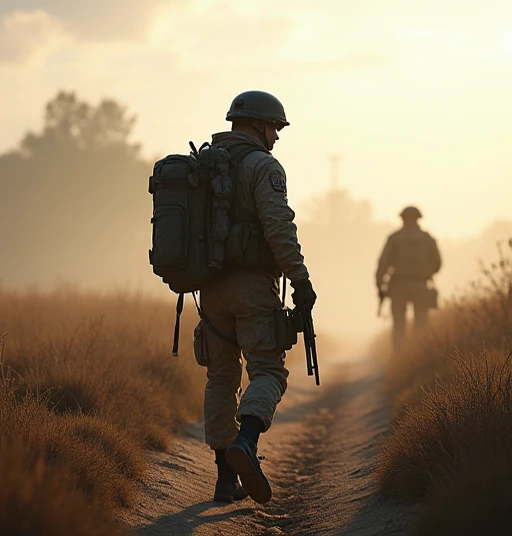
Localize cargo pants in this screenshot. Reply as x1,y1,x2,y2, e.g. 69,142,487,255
389,280,429,351
198,270,288,450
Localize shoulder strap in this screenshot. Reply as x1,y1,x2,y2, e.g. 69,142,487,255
226,144,265,223
229,143,267,165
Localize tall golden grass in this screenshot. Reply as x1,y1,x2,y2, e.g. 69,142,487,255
376,240,512,534
0,286,205,534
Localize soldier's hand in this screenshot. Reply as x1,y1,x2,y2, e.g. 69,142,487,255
378,288,386,300
292,279,317,313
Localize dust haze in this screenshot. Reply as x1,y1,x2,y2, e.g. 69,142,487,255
2,91,511,351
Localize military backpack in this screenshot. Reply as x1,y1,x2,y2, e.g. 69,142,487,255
149,142,234,293
148,141,259,354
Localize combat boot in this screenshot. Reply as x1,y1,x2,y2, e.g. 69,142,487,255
225,435,272,504
213,449,248,503
213,476,249,503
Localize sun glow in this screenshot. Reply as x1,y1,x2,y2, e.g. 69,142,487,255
502,31,512,53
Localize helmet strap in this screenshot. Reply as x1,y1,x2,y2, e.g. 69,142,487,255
252,120,271,150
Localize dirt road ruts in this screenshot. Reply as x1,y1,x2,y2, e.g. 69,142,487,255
121,358,416,536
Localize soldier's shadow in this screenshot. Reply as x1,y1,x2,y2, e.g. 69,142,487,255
136,501,254,536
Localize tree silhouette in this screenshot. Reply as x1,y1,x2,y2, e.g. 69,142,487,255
0,91,151,289
20,91,140,158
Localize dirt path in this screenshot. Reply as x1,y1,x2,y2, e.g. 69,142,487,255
121,358,416,535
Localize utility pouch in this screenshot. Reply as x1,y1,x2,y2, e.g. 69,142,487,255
193,320,209,366
274,307,298,351
226,222,274,267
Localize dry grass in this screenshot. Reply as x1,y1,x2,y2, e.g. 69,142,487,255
0,287,206,534
376,240,512,532
412,448,512,536
0,442,128,536
0,287,205,448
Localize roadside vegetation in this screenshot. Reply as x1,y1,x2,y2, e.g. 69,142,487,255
0,287,205,535
377,240,512,535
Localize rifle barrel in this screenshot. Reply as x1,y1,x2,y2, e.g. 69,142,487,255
311,342,320,385
302,310,320,385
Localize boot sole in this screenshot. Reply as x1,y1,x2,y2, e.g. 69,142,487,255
225,446,272,504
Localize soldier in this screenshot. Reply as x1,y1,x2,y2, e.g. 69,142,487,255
200,90,316,504
376,206,441,350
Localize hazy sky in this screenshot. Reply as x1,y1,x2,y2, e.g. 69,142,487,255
1,0,511,239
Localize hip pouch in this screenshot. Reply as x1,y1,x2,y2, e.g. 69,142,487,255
274,307,298,351
193,320,210,367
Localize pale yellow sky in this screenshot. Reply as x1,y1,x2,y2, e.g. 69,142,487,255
1,0,511,239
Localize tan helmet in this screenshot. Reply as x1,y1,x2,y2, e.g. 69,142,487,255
400,206,422,219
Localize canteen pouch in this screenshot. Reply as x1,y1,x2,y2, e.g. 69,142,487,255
193,320,210,366
274,307,298,351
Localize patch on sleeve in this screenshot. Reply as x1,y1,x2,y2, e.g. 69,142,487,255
269,171,287,192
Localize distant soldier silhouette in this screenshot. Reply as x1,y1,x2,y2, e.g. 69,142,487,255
376,206,441,350
200,91,316,504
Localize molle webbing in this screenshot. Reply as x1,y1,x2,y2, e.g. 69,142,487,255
197,146,232,269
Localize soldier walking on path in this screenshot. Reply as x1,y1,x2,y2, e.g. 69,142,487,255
200,91,316,505
376,206,442,351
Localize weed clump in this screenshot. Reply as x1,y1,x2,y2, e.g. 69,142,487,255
0,443,127,536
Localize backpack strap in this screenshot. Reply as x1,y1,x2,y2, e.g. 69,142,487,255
226,143,266,224
192,292,239,347
172,292,185,356
228,143,267,166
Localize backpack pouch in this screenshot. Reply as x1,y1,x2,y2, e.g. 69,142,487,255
151,205,188,270
193,320,210,367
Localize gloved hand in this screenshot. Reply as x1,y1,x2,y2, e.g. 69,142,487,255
377,286,387,300
291,279,317,313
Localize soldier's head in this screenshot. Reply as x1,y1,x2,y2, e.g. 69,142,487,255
226,90,289,151
400,206,422,225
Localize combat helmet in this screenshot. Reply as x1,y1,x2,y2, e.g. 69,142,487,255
226,90,290,130
400,206,422,219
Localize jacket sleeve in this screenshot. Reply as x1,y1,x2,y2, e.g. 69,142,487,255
376,236,393,286
253,157,309,284
429,237,442,275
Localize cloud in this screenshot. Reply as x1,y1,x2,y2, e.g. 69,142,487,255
0,1,167,41
0,10,67,64
151,1,295,68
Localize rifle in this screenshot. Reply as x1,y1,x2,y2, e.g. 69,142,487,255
293,306,320,386
377,289,388,317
